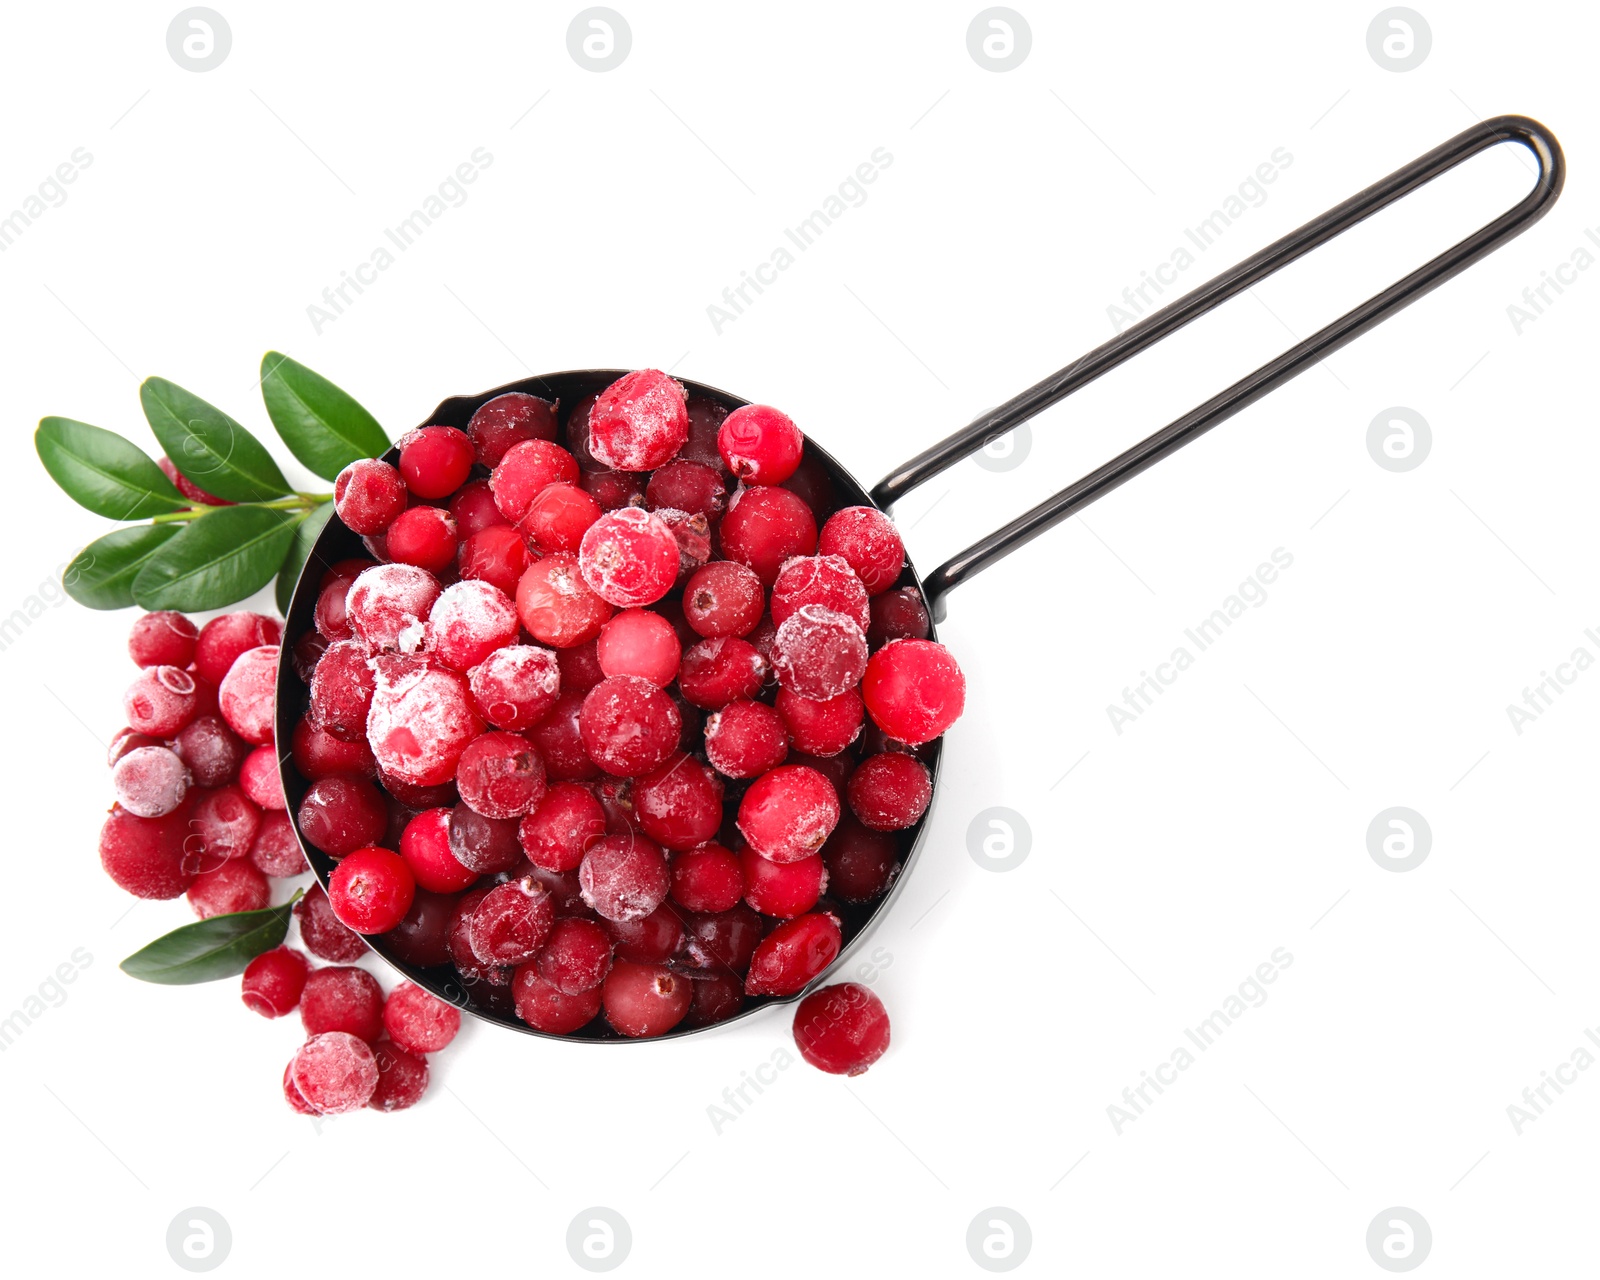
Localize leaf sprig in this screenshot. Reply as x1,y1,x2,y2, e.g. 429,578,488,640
37,352,389,612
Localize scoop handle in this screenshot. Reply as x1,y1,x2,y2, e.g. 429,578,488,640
873,115,1564,620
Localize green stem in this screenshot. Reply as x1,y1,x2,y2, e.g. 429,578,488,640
149,493,331,524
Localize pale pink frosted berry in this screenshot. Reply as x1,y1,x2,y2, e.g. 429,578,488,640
587,369,689,471
218,644,279,745
290,1031,379,1114
111,746,190,817
427,579,520,671
366,656,485,787
772,606,868,700
468,644,562,731
346,564,441,653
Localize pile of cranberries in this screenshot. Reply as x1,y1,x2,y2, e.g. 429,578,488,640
98,607,465,1111
282,370,960,1056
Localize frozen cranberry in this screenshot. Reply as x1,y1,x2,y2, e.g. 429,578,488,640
295,883,369,962
847,752,932,831
602,903,681,964
469,644,561,731
291,714,376,780
111,745,190,818
580,469,646,511
741,846,825,918
314,575,357,641
458,524,532,597
746,912,841,996
526,863,587,914
588,369,688,471
328,846,415,933
186,858,269,918
777,687,864,757
188,784,263,868
399,807,476,892
346,564,441,653
99,802,195,899
250,810,308,877
301,965,384,1040
720,485,818,584
194,612,282,686
384,889,456,968
633,753,724,850
685,971,745,1028
530,690,599,781
738,765,841,864
518,782,606,871
386,505,459,573
790,751,854,801
818,506,905,595
491,438,581,522
108,727,163,767
242,947,309,1017
282,1063,318,1114
378,770,458,810
158,454,231,506
681,397,729,469
399,424,474,499
426,580,519,671
579,676,682,777
771,555,870,632
556,640,605,694
537,918,613,993
516,552,614,648
700,700,787,779
368,1039,430,1111
310,639,375,742
602,960,692,1037
579,831,669,922
518,481,602,554
367,657,484,786
861,639,965,746
291,1032,379,1114
512,964,602,1034
822,817,896,901
298,775,388,857
669,843,744,913
468,391,558,467
578,507,679,608
456,732,547,820
591,775,635,833
681,904,762,971
447,804,522,875
772,607,868,701
128,610,197,668
123,665,198,737
678,637,767,709
793,982,890,1074
647,460,727,519
293,630,331,681
450,478,509,538
682,561,763,638
867,586,930,646
334,458,408,535
717,404,803,485
597,610,681,687
468,877,554,965
657,507,712,580
239,745,285,810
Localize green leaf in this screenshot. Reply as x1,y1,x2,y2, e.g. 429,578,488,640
63,524,184,610
120,893,303,985
132,504,300,611
260,351,389,480
140,377,290,502
276,502,335,614
35,417,189,520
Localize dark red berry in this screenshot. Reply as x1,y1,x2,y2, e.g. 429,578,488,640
187,858,270,919
745,912,842,996
793,982,890,1074
529,690,600,781
301,965,385,1041
512,964,602,1034
633,752,724,850
291,715,376,780
684,971,745,1027
99,802,196,899
295,883,369,963
450,478,510,538
681,905,762,972
468,391,558,467
867,586,930,646
298,775,389,856
603,902,685,964
383,980,462,1053
822,816,899,902
368,1039,430,1111
682,561,764,638
646,460,727,519
447,804,523,875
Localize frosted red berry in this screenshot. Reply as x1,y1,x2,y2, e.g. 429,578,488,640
368,1039,430,1112
447,804,523,875
718,404,804,485
773,606,868,700
189,784,263,868
537,918,613,994
250,810,308,878
239,745,286,810
242,947,309,1018
588,369,689,471
738,764,841,864
530,690,600,781
633,752,724,850
861,639,966,746
294,883,369,963
703,699,789,778
491,438,581,522
298,775,388,857
578,507,680,608
819,506,905,595
99,802,195,899
556,639,606,694
518,481,602,554
346,564,440,653
218,644,279,745
328,846,416,933
581,468,645,511
669,843,745,913
512,965,602,1034
579,831,670,922
467,391,558,467
719,485,818,584
399,807,478,892
334,459,408,535
385,505,459,573
682,561,764,638
427,580,519,671
793,982,890,1075
367,657,484,786
776,687,864,757
128,610,197,668
458,525,532,597
847,752,933,831
310,639,375,742
291,1032,379,1114
468,877,555,965
112,745,190,817
383,981,461,1053
187,858,270,919
579,676,682,776
745,911,842,996
516,552,614,648
123,665,199,737
399,424,474,499
602,961,692,1038
770,555,870,632
678,637,767,709
468,644,561,732
194,612,282,686
597,609,682,687
450,478,509,538
301,965,384,1040
108,727,163,767
518,782,606,871
455,731,546,819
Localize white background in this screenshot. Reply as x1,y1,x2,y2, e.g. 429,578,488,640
2,1,1596,1274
